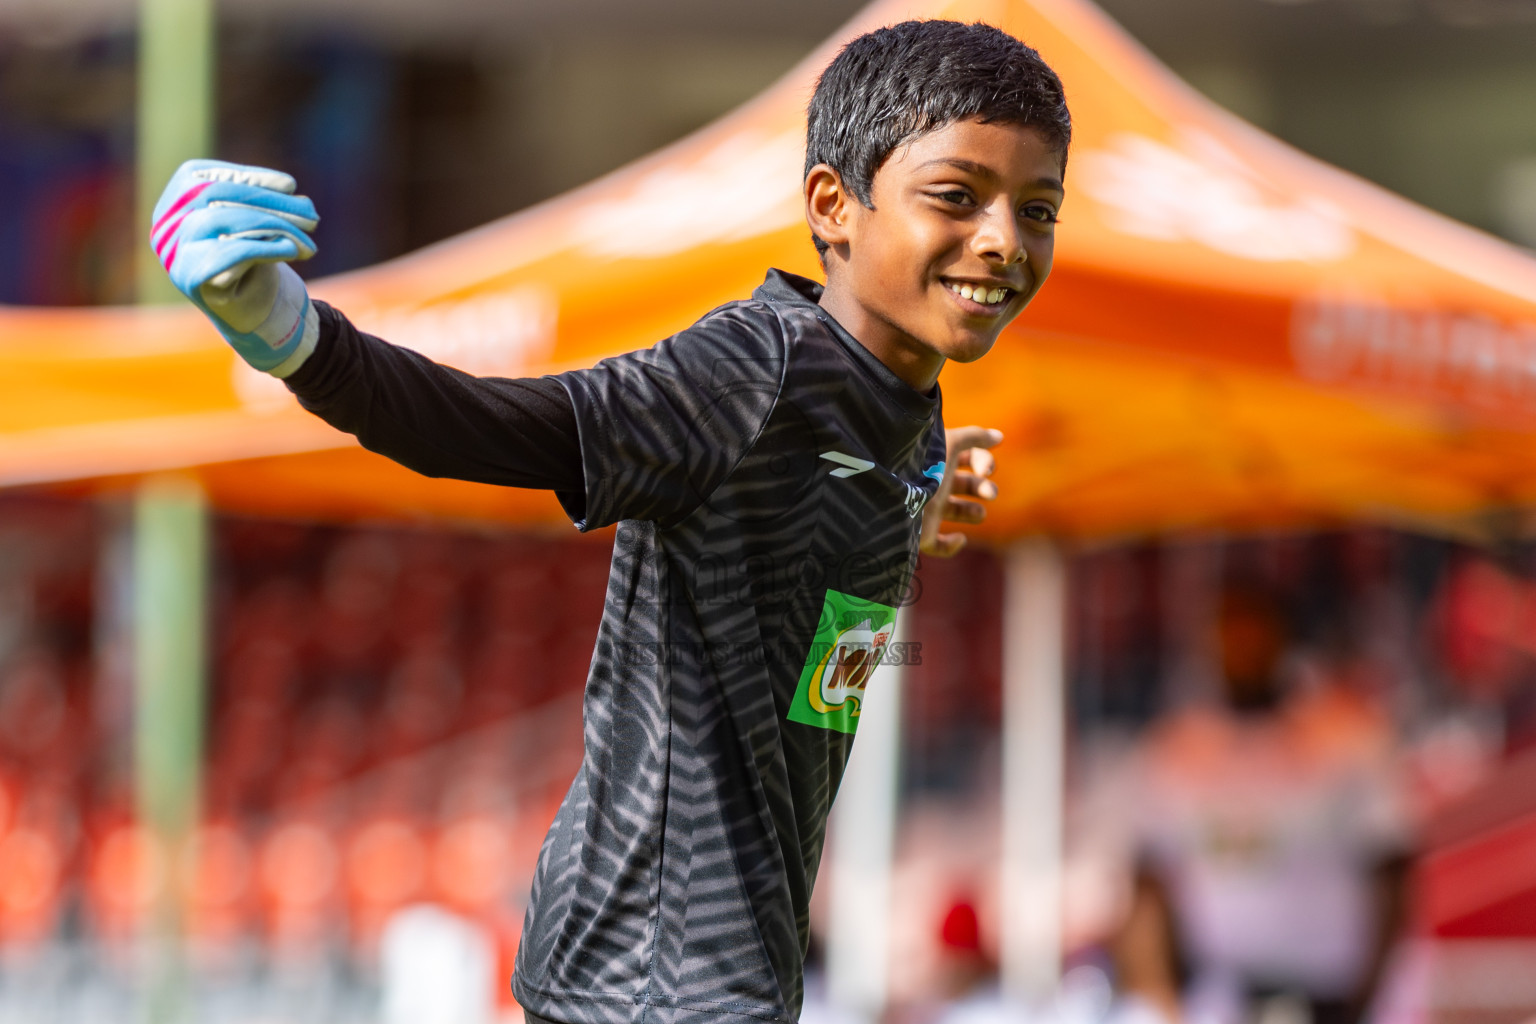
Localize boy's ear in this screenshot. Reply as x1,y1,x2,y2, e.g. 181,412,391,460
804,164,853,250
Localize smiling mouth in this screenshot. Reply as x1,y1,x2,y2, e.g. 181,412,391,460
944,280,1015,312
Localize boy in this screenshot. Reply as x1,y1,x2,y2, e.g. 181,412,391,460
152,19,1069,1024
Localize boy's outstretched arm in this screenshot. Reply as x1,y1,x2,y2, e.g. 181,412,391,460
153,159,586,510
154,160,786,532
290,304,586,500
918,426,1003,557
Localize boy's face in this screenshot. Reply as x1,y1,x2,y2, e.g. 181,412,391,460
808,119,1064,391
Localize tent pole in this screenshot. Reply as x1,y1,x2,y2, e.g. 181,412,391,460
133,477,209,1024
1001,541,1066,1003
826,617,908,1020
136,0,215,304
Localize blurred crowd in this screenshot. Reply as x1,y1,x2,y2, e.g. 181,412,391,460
0,495,607,1022
0,496,1529,1024
857,533,1525,1024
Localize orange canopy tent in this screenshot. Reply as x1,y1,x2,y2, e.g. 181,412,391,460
6,0,1536,542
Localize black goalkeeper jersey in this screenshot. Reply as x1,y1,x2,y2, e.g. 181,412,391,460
288,269,947,1024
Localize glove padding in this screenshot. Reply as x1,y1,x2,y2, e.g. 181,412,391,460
152,159,321,376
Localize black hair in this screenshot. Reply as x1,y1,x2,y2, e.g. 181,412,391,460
804,19,1072,257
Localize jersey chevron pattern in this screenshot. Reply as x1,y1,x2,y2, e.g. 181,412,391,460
283,270,945,1024
515,271,945,1024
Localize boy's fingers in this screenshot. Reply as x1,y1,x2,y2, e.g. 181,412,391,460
153,181,317,248
176,205,318,256
207,197,318,234
175,234,308,290
941,496,988,524
947,425,1004,454
958,447,995,478
921,531,969,558
198,181,316,222
949,426,1001,483
920,426,1002,557
950,471,998,501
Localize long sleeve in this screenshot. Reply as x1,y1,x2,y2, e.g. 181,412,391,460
285,300,587,519
547,301,786,531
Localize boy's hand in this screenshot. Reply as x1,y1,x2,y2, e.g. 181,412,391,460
919,426,1003,558
151,159,321,377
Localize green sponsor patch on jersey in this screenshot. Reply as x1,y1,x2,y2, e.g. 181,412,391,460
787,588,899,734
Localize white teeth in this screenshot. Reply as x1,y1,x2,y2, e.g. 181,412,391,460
949,282,1010,306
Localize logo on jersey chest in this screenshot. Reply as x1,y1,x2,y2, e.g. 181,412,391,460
908,462,944,518
902,482,928,518
787,588,899,734
819,451,876,478
819,451,937,519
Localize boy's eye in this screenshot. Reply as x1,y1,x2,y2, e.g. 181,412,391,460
933,190,974,206
1021,204,1059,224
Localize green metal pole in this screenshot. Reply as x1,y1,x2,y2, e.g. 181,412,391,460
136,0,215,304
134,2,214,1014
133,477,209,1024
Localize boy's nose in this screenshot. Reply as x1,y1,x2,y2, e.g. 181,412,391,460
971,204,1027,266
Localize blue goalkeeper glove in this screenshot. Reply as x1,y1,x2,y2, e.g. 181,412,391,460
151,159,321,377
